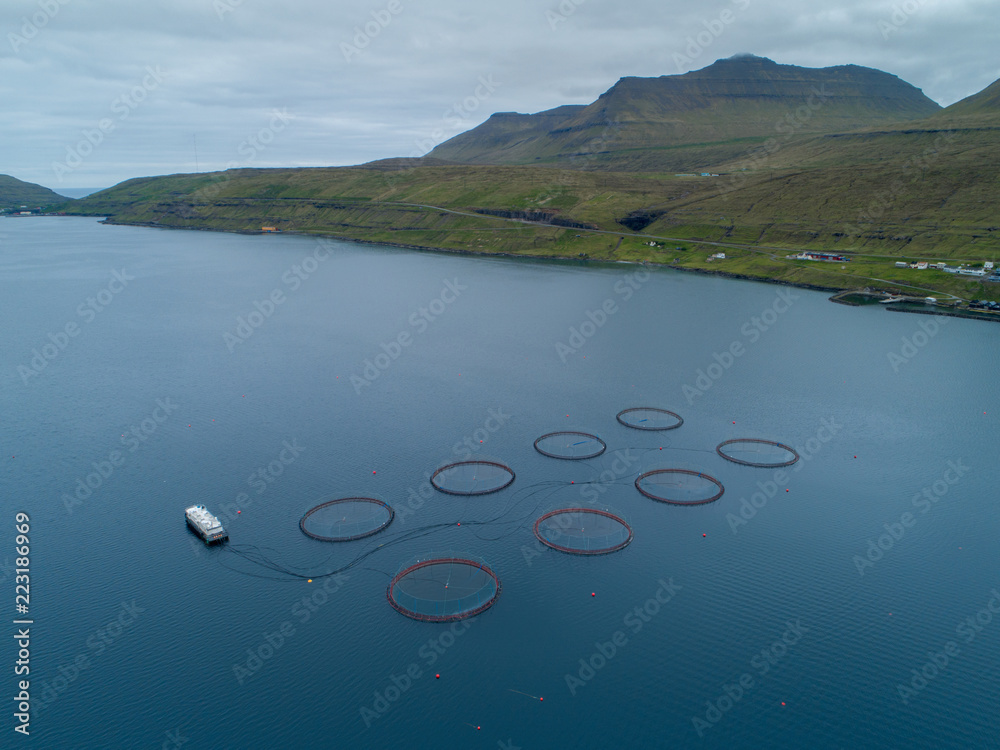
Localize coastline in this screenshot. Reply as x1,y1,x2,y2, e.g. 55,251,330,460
95,217,999,323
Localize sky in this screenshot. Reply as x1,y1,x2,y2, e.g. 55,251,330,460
1,0,997,193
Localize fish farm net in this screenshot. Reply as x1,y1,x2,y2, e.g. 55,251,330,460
616,407,684,431
533,431,607,460
430,460,515,496
387,557,501,622
635,469,725,505
299,497,394,541
533,507,633,555
716,438,799,468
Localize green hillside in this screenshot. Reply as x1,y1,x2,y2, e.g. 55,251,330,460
63,59,1000,305
429,55,941,171
0,174,67,210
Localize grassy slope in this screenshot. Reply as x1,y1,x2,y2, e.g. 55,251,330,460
429,56,941,171
0,174,67,209
65,88,1000,302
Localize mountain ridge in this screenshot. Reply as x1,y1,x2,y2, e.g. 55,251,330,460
428,55,941,170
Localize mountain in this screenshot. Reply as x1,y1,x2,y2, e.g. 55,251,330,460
0,174,67,209
928,77,1000,121
66,62,1000,300
428,55,941,171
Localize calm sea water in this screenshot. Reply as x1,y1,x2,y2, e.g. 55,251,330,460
2,217,999,749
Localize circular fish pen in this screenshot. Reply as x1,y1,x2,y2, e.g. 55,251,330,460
716,438,799,468
533,507,633,555
430,460,515,496
616,407,684,431
533,431,607,460
387,556,501,622
635,469,725,505
299,497,394,541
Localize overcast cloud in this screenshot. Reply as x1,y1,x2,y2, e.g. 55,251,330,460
1,0,996,192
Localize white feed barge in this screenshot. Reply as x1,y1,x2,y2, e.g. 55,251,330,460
185,505,229,544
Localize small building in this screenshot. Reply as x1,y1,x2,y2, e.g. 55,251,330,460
915,262,928,270
895,261,907,268
261,226,278,233
798,252,849,262
985,261,995,270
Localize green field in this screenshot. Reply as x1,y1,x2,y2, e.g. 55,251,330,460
61,65,1000,304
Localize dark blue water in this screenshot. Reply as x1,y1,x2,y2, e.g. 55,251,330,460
3,217,999,749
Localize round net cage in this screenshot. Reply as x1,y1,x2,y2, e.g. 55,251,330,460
616,407,684,431
299,497,394,541
430,460,515,496
716,438,799,468
533,507,633,555
387,556,501,622
635,469,725,505
533,431,607,460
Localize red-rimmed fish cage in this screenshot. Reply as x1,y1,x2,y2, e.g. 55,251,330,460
533,507,633,555
387,556,501,622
